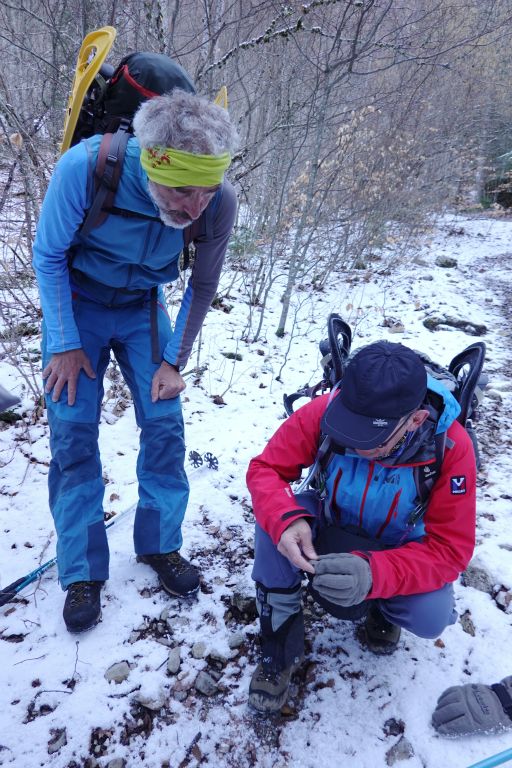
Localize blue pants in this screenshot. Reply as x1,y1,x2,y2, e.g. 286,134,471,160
252,494,457,639
43,293,189,589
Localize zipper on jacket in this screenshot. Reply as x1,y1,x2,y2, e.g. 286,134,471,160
329,468,343,523
358,461,375,528
375,488,402,539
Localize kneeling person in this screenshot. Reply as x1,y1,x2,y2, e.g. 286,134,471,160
246,341,476,713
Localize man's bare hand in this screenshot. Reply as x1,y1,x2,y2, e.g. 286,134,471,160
277,518,318,574
43,349,96,406
151,361,186,402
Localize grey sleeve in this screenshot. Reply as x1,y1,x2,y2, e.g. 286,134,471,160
163,180,237,368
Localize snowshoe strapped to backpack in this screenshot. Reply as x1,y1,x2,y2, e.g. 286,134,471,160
65,51,198,237
68,51,196,150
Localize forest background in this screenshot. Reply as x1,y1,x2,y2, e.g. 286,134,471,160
2,0,512,391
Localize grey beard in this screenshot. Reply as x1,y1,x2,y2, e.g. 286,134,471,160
147,184,190,229
158,210,190,229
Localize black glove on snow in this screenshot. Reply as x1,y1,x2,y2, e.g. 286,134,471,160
432,676,512,736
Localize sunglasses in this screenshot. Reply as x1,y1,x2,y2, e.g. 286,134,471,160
375,409,417,450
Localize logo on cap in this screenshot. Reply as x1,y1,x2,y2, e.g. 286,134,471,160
372,418,389,427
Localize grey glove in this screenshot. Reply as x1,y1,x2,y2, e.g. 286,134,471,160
312,553,372,607
432,677,512,736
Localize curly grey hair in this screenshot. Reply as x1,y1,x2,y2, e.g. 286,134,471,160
132,89,238,155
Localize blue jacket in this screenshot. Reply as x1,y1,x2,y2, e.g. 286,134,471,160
32,135,237,366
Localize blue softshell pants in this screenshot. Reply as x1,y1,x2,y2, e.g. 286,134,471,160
252,492,457,639
42,293,189,589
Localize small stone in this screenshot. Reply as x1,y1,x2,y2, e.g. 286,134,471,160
435,256,458,268
174,674,195,692
106,760,126,768
386,736,414,765
160,607,170,621
383,718,405,737
228,633,245,650
495,589,512,613
156,637,172,647
104,661,130,684
461,562,495,595
173,690,187,702
48,728,67,755
208,649,228,666
192,642,207,659
135,690,166,711
167,647,181,675
232,592,256,614
195,671,219,696
459,609,476,636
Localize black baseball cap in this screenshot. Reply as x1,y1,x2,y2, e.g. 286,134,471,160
321,341,427,449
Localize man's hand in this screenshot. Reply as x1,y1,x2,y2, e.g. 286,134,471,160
312,553,372,606
43,349,96,406
277,518,318,574
432,677,512,736
151,361,186,402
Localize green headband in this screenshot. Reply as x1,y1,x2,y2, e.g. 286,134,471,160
140,146,231,187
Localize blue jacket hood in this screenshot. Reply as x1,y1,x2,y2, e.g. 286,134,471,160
427,374,461,434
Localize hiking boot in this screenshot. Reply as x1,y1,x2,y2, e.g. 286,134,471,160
364,603,401,655
63,581,103,633
248,612,305,714
137,551,200,597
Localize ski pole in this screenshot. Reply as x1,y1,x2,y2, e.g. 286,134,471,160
0,557,57,607
0,503,136,608
467,748,512,768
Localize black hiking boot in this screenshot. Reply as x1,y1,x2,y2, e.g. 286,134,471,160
363,602,401,655
63,581,103,633
137,551,200,597
248,612,305,714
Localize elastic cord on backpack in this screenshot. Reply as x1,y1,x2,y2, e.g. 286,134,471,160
111,64,161,99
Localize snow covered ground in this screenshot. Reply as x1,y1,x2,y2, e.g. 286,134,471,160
0,214,511,768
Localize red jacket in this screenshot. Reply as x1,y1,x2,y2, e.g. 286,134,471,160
246,394,476,599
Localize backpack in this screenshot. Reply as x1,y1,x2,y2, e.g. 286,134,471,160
284,314,486,512
66,51,211,256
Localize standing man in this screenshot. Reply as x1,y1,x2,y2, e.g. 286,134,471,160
246,341,476,713
32,64,238,633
